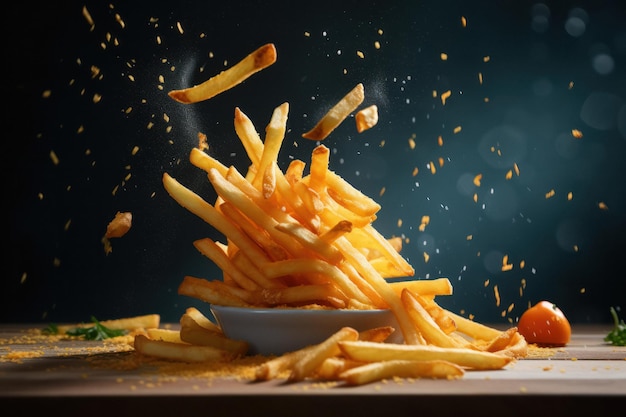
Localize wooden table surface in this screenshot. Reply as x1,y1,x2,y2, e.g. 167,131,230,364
1,323,624,417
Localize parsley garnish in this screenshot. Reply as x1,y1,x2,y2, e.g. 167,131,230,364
604,307,626,346
44,316,127,340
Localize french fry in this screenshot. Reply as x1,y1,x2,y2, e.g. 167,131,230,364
340,359,463,386
484,326,519,353
500,331,529,358
324,170,381,217
316,357,364,380
255,344,314,381
401,289,461,348
193,238,260,291
358,326,396,343
288,327,359,381
183,307,222,333
355,104,379,133
445,310,503,342
146,328,183,343
250,283,348,309
229,250,286,289
302,83,365,141
162,172,273,270
180,311,249,356
319,220,352,244
233,107,264,167
389,277,453,297
261,258,372,306
168,43,277,104
332,236,422,345
218,202,290,263
134,334,236,362
401,288,457,335
347,224,415,277
339,340,514,370
274,221,343,265
251,102,289,191
178,275,251,307
189,147,228,178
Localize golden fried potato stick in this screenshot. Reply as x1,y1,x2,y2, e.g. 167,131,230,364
261,258,373,306
401,289,461,348
499,331,529,358
180,311,249,356
416,295,457,335
274,221,343,265
218,201,289,263
302,83,365,140
193,238,260,291
339,261,388,309
189,147,228,178
340,359,463,386
134,334,236,362
249,283,347,308
262,162,277,199
347,224,415,277
105,211,132,238
212,167,341,264
168,43,277,104
315,357,364,381
178,276,251,307
318,196,377,228
358,326,396,343
255,344,315,381
389,277,453,297
184,307,222,333
252,102,289,191
325,170,381,217
229,250,286,289
288,327,359,381
484,327,520,353
304,145,377,228
308,144,331,193
339,340,515,370
333,236,421,344
445,310,503,342
273,167,321,233
285,159,306,183
291,180,324,217
233,107,264,167
146,328,183,343
162,172,273,270
319,220,353,244
355,104,379,133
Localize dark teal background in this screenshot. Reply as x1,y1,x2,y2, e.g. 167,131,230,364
5,0,625,325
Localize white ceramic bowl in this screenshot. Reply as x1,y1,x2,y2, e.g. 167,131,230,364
210,305,401,356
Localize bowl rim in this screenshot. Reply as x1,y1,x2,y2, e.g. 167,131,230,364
209,304,392,315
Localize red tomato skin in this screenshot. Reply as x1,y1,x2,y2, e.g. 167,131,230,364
517,301,571,347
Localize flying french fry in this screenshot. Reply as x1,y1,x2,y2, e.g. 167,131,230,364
302,83,365,140
355,104,378,133
168,43,277,104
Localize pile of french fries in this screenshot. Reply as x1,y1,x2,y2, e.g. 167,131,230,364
132,43,528,385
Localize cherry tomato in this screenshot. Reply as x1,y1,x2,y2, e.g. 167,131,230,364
517,301,571,347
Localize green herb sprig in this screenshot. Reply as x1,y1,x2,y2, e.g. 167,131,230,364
604,307,626,346
43,316,127,340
